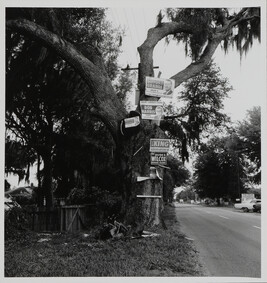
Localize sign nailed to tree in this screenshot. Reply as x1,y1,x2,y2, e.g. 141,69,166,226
150,152,167,165
140,101,163,120
150,139,170,152
124,116,140,128
145,77,175,98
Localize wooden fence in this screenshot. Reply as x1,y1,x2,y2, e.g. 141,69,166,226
31,205,87,232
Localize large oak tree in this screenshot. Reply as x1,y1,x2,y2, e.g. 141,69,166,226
6,7,260,234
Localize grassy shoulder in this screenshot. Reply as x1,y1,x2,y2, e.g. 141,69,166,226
5,205,206,277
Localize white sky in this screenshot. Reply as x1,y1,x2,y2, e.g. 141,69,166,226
107,7,265,122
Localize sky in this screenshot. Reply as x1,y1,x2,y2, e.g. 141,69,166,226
106,7,265,122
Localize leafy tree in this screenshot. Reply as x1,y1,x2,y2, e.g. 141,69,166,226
193,136,246,201
6,7,260,233
177,188,196,202
236,106,261,182
6,8,123,206
5,136,36,183
162,61,232,160
114,71,135,107
194,106,261,200
163,155,190,202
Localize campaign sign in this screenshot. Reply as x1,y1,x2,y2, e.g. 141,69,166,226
150,152,167,165
145,77,175,98
124,116,140,128
150,139,170,152
140,101,163,120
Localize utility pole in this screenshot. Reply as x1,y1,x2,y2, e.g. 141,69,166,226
237,151,240,198
121,64,159,112
121,63,159,87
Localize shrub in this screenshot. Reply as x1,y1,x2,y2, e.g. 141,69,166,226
66,186,122,225
5,207,31,240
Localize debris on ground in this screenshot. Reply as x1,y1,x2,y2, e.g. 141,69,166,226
37,233,52,243
37,238,51,243
141,231,160,238
98,220,130,240
98,219,160,240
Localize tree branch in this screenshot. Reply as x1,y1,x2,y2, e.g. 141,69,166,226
138,8,259,91
6,18,127,144
164,102,194,120
6,114,29,143
137,22,194,96
170,37,222,87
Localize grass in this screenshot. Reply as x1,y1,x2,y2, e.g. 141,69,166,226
5,205,206,277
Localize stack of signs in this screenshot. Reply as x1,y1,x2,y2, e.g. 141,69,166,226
140,101,163,120
149,138,170,166
145,77,175,98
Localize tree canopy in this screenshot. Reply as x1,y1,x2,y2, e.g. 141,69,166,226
161,61,232,161
235,106,261,183
6,8,125,205
193,136,245,200
193,106,261,200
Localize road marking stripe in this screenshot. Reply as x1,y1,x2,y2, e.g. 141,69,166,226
218,215,229,219
253,226,261,229
185,237,194,241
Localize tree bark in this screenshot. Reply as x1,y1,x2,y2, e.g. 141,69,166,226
118,121,166,234
42,150,53,208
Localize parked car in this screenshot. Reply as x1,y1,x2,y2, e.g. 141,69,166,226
253,202,261,213
234,199,261,212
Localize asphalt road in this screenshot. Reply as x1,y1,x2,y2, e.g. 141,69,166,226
174,204,261,277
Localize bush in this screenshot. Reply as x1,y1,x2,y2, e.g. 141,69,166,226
66,186,122,225
11,194,36,206
5,207,31,240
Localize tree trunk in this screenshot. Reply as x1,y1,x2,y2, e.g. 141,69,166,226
118,120,166,234
42,152,53,208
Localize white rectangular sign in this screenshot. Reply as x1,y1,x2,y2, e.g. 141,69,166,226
150,152,167,165
150,139,170,152
140,101,163,120
145,77,174,98
124,116,140,128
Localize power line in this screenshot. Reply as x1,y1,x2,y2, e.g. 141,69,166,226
109,8,120,28
130,9,141,45
122,8,139,65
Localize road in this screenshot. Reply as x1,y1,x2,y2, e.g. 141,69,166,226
174,204,261,277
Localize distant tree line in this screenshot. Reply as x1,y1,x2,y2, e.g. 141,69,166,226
193,106,261,201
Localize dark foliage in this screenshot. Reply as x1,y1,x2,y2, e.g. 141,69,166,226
162,62,231,162
166,8,260,60
66,186,122,224
6,8,124,204
163,155,190,202
193,135,249,200
5,207,32,240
